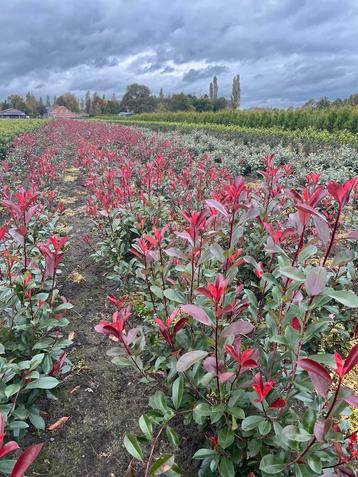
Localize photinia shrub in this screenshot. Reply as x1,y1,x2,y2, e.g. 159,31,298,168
0,188,72,439
89,144,357,477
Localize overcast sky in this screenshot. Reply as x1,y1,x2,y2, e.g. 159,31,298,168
0,0,357,108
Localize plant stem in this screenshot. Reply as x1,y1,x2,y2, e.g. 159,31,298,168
322,205,341,266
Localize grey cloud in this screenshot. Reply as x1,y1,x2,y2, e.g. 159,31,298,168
0,0,357,107
183,66,229,83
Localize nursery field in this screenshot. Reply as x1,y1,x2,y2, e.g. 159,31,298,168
112,108,358,133
99,109,358,149
0,119,357,477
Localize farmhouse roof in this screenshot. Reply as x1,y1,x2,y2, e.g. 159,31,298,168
0,108,26,116
47,105,79,118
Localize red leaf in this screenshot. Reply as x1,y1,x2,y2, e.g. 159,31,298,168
222,320,254,337
314,419,326,442
173,317,188,334
205,199,229,217
181,304,213,327
269,398,286,409
297,358,332,398
343,395,358,407
304,267,327,296
10,443,43,477
0,441,20,459
295,203,327,222
343,343,358,375
297,358,331,381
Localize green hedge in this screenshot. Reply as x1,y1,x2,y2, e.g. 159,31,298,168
97,118,358,148
98,107,358,133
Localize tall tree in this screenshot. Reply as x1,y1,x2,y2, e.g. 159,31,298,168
85,91,92,115
8,95,28,114
230,74,241,110
213,76,218,101
120,84,156,113
56,93,80,112
168,93,194,111
25,92,38,116
209,81,214,101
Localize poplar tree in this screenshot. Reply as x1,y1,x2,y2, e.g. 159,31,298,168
213,76,218,100
230,74,241,109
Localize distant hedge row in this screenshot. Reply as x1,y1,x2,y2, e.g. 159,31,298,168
98,118,358,148
101,107,358,133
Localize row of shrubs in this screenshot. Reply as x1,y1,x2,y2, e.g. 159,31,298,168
102,106,358,133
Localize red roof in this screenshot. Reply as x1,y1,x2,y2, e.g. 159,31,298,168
49,105,78,118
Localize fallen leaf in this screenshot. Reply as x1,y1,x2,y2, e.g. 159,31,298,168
68,331,76,340
48,416,70,431
68,271,85,283
70,385,81,394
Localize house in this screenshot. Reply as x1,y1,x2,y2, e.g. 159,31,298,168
46,105,80,119
0,108,26,119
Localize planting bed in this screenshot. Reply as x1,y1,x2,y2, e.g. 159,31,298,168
0,119,357,477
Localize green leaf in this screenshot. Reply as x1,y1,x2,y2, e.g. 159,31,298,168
5,383,22,398
298,245,317,262
33,338,54,350
150,285,164,299
53,302,73,312
9,421,29,430
227,407,245,419
307,455,322,474
166,426,179,448
282,425,312,442
258,420,272,436
259,455,286,474
149,391,170,414
111,356,132,367
280,266,305,282
219,457,235,477
123,433,143,462
176,350,208,372
294,463,314,477
193,448,218,459
325,289,358,308
241,415,265,431
139,415,153,440
29,413,45,430
0,459,14,474
218,429,234,449
171,376,184,409
163,289,186,304
25,377,59,390
149,454,174,475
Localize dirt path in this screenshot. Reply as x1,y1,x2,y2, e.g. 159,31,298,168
30,170,150,477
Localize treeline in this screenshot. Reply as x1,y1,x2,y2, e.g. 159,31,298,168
1,85,357,122
82,85,230,115
128,106,358,133
0,84,231,117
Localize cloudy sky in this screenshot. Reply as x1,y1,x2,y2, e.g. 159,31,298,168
0,0,357,108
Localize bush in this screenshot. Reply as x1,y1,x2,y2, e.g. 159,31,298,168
74,120,358,476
